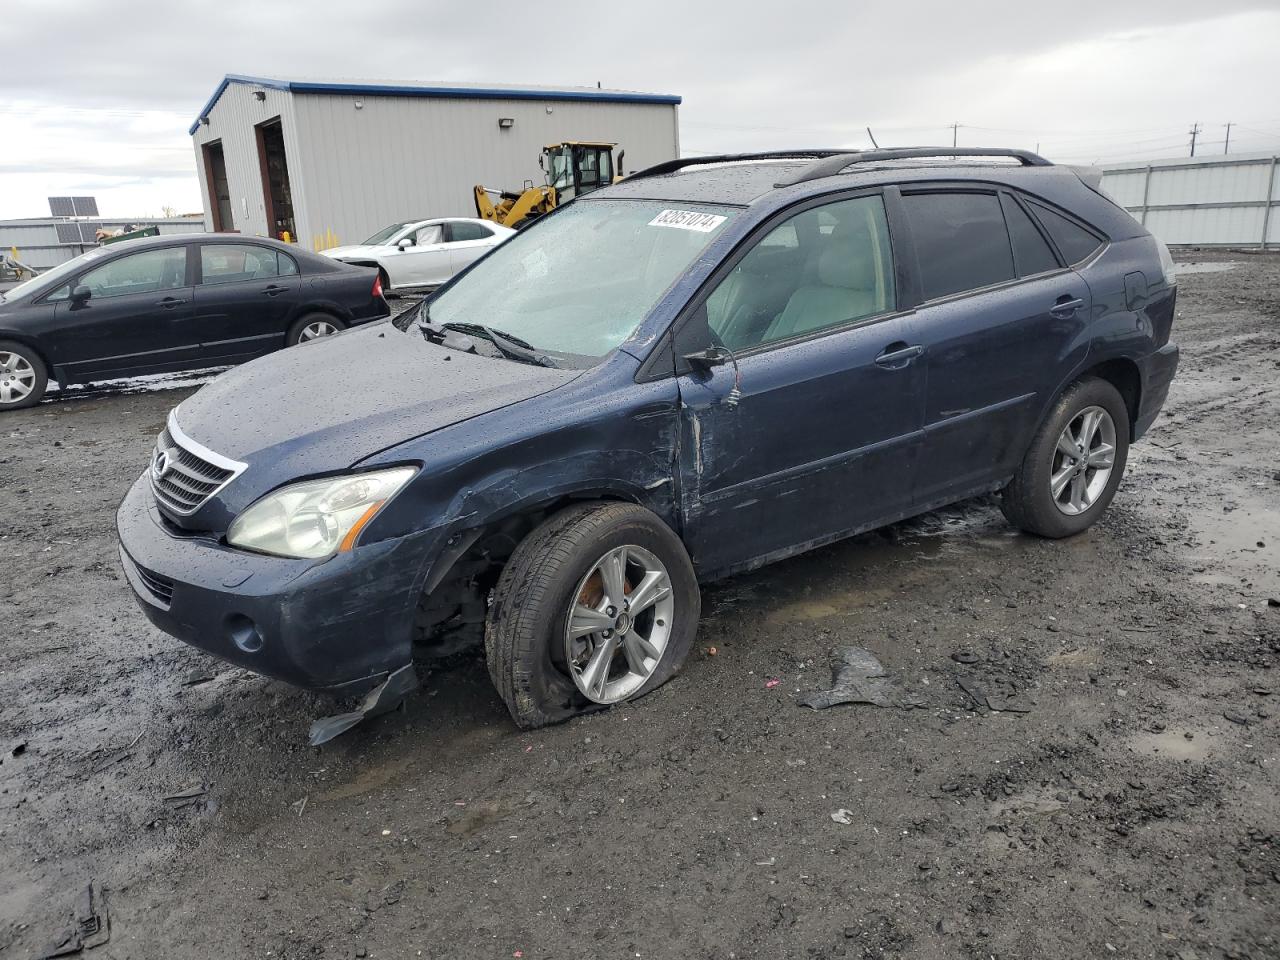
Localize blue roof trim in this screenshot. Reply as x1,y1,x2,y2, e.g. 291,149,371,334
189,74,681,134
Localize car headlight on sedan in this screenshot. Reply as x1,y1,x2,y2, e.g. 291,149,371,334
226,466,417,559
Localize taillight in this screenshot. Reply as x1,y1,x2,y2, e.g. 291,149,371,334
372,274,384,299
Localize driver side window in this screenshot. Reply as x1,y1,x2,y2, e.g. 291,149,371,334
414,224,443,246
703,195,894,352
79,247,189,300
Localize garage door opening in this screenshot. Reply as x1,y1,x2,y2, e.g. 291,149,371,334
255,118,296,241
203,140,234,232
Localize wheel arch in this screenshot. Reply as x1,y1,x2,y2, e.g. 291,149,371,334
1076,356,1142,435
0,332,55,381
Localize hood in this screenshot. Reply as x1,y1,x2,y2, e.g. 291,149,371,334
173,323,581,495
322,244,383,260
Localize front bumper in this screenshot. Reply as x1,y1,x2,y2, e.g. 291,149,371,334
1134,342,1180,439
115,473,439,695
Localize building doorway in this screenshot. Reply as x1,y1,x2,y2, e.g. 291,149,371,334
255,119,296,241
202,140,234,232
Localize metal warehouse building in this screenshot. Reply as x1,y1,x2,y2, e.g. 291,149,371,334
1100,151,1279,248
190,74,682,251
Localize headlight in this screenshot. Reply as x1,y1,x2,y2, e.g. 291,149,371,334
226,466,417,559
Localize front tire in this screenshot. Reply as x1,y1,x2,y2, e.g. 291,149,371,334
485,502,700,730
286,313,346,346
1001,376,1130,538
0,340,48,410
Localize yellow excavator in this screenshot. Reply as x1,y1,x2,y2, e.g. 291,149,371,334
474,141,625,229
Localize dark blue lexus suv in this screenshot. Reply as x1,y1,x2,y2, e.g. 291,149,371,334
117,148,1179,730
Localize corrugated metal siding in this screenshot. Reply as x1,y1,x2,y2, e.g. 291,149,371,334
288,93,677,249
1100,153,1279,247
191,83,306,239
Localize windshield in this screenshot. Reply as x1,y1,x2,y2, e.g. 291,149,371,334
2,246,111,302
425,200,736,365
362,222,413,245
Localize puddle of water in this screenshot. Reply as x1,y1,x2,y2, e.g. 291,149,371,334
1175,261,1238,275
1128,728,1219,762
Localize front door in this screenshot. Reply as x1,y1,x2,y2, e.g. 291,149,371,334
902,189,1094,504
49,244,198,380
671,193,926,577
384,222,451,287
193,243,302,361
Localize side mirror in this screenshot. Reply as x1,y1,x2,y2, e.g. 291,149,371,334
397,237,414,249
71,285,92,304
682,346,730,373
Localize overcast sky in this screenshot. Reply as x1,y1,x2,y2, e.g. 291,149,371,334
2,0,1279,219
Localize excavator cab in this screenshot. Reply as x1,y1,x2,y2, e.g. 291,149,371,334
474,141,625,230
539,142,622,202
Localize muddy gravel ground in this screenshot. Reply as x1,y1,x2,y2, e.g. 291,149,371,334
2,256,1278,960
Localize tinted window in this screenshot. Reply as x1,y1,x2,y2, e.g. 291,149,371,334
448,221,493,242
1028,202,1104,264
704,195,895,351
79,247,188,300
1002,196,1059,277
200,244,281,284
902,192,1014,300
279,251,299,276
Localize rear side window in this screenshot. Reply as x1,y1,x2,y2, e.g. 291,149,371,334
448,221,494,242
200,244,281,284
1027,201,1104,264
1001,196,1060,277
902,192,1014,300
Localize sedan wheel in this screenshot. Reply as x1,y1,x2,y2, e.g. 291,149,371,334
300,319,339,341
0,351,37,404
564,544,674,704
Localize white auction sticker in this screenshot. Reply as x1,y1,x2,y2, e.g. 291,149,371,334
648,209,728,232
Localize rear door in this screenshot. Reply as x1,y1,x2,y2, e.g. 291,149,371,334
442,220,499,276
49,244,198,379
672,192,926,576
192,243,302,361
904,188,1093,506
383,222,451,287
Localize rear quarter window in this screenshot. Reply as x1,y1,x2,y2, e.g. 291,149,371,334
902,192,1015,300
1002,195,1060,277
1027,201,1105,264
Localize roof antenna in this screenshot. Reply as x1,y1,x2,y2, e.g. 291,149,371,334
866,127,879,149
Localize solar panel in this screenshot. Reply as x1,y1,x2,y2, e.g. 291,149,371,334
80,222,102,243
72,197,99,217
55,223,82,243
49,197,75,217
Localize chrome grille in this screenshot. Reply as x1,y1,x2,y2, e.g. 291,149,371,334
149,414,246,516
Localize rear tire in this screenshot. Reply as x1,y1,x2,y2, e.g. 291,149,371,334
286,313,345,347
1001,376,1130,538
485,502,700,730
0,340,48,410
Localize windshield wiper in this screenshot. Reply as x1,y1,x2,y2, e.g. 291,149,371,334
441,322,559,369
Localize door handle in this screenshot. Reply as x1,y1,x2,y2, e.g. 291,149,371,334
874,343,924,368
262,285,286,296
155,297,188,308
1050,296,1085,318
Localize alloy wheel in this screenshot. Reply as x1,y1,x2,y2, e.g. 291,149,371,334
563,544,674,704
300,320,338,341
1050,405,1117,515
0,351,36,404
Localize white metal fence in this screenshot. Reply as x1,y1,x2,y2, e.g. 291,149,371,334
0,217,208,272
1100,152,1279,248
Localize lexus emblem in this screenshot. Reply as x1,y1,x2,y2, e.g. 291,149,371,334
152,449,172,480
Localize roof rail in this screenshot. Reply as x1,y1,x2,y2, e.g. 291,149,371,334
774,147,1052,188
626,150,850,181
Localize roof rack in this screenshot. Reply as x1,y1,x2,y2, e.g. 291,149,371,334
774,147,1052,188
626,150,851,181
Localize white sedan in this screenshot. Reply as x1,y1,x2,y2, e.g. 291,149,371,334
321,217,515,291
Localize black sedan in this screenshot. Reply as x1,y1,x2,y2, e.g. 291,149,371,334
0,234,389,410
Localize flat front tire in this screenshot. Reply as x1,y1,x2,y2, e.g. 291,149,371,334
485,502,700,729
1001,376,1130,538
0,340,48,410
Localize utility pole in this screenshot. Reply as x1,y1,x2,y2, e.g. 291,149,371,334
1189,122,1201,157
1224,122,1232,155
950,123,959,148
